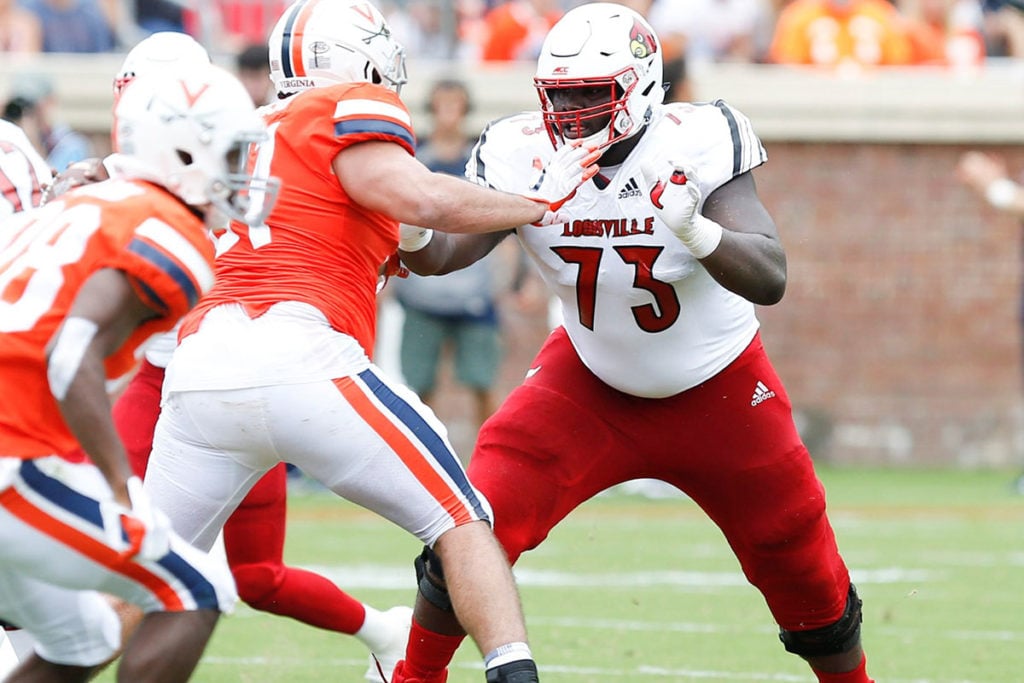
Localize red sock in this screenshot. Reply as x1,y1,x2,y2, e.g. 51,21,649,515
402,619,465,676
239,565,368,633
814,654,874,683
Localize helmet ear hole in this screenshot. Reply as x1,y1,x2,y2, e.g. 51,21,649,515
176,150,193,166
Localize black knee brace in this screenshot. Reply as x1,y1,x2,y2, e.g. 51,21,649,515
414,545,454,613
779,583,863,658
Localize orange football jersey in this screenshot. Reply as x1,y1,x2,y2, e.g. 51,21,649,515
182,82,415,357
0,179,215,458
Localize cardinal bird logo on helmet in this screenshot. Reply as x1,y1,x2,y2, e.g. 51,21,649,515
629,19,657,59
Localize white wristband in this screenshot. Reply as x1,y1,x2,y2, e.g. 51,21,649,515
986,178,1017,210
398,226,433,252
683,214,724,259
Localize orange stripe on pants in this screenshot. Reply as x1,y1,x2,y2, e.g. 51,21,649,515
333,376,472,526
0,486,185,610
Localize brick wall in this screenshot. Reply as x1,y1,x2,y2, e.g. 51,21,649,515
424,142,1024,467
756,142,1024,466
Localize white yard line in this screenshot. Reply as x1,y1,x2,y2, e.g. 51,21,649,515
295,564,934,590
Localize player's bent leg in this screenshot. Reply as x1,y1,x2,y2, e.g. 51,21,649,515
224,463,367,631
0,579,120,682
779,583,871,680
109,535,236,683
221,458,412,683
1,456,238,683
7,655,96,682
391,548,462,683
116,609,220,683
431,522,538,682
247,370,537,681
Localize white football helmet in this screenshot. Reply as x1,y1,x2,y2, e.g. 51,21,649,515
535,3,664,151
113,31,211,100
110,65,281,226
268,0,407,98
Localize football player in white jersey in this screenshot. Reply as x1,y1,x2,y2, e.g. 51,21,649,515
393,4,875,683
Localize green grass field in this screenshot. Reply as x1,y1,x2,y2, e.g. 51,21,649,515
99,466,1024,682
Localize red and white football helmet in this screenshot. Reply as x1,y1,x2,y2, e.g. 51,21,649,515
268,0,408,98
534,2,664,151
110,65,280,226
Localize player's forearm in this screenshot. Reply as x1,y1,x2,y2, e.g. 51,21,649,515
400,230,509,275
54,352,133,504
416,174,544,233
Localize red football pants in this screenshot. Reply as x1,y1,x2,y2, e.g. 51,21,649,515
468,329,850,631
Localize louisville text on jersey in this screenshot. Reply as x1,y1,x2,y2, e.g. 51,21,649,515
559,216,655,238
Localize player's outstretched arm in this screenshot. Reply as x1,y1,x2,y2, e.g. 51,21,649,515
334,140,597,233
642,162,787,306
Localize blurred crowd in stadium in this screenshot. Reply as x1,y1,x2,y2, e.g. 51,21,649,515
3,0,1024,68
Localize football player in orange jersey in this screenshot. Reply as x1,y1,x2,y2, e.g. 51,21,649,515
394,4,874,683
140,1,597,682
83,31,417,682
0,65,279,682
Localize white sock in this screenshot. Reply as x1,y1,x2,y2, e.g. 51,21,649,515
354,605,398,652
484,641,533,669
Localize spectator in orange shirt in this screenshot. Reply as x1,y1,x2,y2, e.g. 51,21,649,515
768,0,916,67
902,0,986,66
480,0,561,61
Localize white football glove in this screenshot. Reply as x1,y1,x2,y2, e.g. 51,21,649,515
522,142,601,213
102,476,172,561
640,161,723,259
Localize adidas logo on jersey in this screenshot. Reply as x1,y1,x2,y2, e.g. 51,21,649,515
618,177,642,199
750,381,776,406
